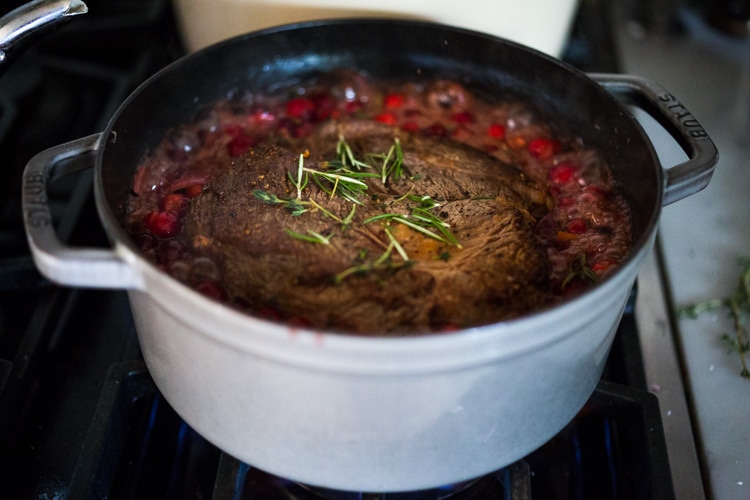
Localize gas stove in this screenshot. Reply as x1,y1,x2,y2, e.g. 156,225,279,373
0,1,694,498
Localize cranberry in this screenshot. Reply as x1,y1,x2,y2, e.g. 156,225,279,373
256,306,283,322
227,134,255,157
183,184,204,198
451,111,475,124
157,239,186,264
487,123,505,138
566,218,588,234
422,123,449,137
223,124,243,138
549,163,577,184
557,196,575,208
311,93,337,122
383,93,405,108
402,121,420,133
160,194,190,216
285,97,315,120
194,280,227,301
344,100,363,114
144,211,182,239
288,316,313,328
591,259,615,273
374,113,398,126
528,138,561,159
134,233,157,252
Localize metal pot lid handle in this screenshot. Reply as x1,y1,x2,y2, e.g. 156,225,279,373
591,73,719,206
0,0,87,70
22,133,145,290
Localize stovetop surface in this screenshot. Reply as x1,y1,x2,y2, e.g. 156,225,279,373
0,1,681,498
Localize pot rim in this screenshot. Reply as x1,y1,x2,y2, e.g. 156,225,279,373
94,18,664,362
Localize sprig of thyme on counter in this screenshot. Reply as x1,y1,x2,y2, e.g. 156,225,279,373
677,257,750,378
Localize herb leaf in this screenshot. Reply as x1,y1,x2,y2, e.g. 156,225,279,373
285,228,333,245
677,257,750,378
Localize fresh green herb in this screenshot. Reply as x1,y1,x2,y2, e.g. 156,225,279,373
562,254,599,289
374,137,404,184
284,228,333,245
287,152,309,200
363,194,461,248
334,237,411,283
253,190,308,216
385,226,409,262
304,167,375,204
335,135,371,170
677,257,750,378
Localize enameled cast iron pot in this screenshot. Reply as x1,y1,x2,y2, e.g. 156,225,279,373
22,20,717,492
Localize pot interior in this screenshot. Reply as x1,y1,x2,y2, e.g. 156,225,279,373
98,18,661,275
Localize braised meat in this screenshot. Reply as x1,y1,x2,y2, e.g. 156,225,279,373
183,121,553,334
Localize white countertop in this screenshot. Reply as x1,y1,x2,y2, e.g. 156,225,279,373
615,4,750,499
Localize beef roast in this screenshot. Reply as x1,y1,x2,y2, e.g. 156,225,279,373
183,121,553,334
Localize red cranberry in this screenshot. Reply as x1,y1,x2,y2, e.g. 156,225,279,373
256,306,283,322
422,123,449,137
227,134,255,157
288,316,313,328
311,93,336,122
591,259,615,273
183,184,204,198
160,194,190,216
194,280,227,301
451,111,475,124
487,123,505,138
157,239,187,264
374,113,398,126
549,163,577,184
383,93,405,108
401,121,420,133
566,218,588,234
144,211,182,239
223,124,243,138
528,138,561,159
285,97,315,120
344,100,363,114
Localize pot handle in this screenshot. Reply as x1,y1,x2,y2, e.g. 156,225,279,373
22,133,145,289
590,73,719,206
0,1,88,76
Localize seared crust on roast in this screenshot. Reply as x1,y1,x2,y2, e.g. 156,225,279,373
183,121,553,334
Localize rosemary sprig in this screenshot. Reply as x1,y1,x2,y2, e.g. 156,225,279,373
285,228,333,245
334,237,411,283
677,257,750,378
287,152,309,200
363,194,461,248
253,190,308,216
304,167,375,204
335,135,371,171
561,254,599,289
372,137,404,184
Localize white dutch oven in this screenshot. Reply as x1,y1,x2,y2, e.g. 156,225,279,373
21,20,717,492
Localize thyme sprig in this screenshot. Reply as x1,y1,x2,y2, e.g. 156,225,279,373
677,257,750,378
